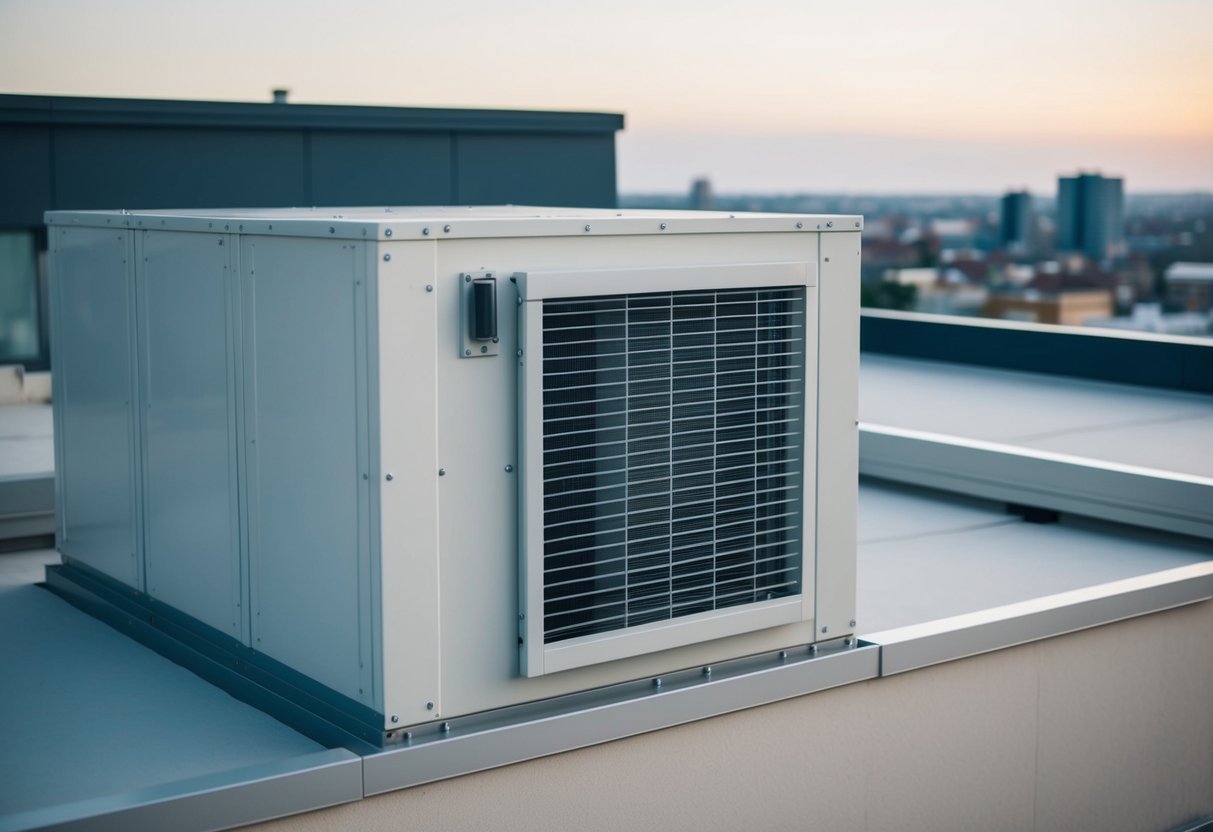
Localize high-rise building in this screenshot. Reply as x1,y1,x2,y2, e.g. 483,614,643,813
689,177,714,210
999,190,1033,253
1056,172,1125,262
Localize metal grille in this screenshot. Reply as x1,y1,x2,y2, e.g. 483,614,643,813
541,286,806,644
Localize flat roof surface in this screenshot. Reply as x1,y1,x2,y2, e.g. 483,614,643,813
0,571,324,819
861,354,1213,478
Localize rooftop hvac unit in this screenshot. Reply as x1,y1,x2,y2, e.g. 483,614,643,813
46,206,860,742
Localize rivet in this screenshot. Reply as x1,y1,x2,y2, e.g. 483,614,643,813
426,701,434,710
809,644,818,655
404,731,412,741
779,650,788,660
702,666,712,676
390,714,400,723
422,227,430,236
844,637,854,647
425,284,434,292
660,223,667,230
385,228,393,237
796,222,803,229
385,473,394,481
505,464,514,473
442,722,451,733
443,224,451,233
383,253,392,261
653,678,662,688
438,468,447,477
584,224,591,232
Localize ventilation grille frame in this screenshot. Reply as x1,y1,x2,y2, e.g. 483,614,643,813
517,261,819,677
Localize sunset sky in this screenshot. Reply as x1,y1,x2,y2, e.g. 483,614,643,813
2,0,1210,192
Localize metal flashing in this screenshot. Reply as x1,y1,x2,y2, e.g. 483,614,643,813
859,423,1213,539
864,562,1213,675
363,640,878,795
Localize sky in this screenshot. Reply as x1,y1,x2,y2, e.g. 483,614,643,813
1,0,1210,193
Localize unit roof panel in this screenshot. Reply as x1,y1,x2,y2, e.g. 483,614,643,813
45,205,864,240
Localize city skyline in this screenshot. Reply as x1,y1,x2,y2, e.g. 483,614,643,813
2,0,1211,193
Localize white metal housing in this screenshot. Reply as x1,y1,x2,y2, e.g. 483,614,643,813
47,206,861,732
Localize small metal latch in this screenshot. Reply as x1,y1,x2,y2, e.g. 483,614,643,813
459,271,500,358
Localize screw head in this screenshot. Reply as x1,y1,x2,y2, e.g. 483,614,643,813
480,345,488,353
849,619,857,628
385,228,393,237
422,227,430,236
438,468,447,477
796,222,804,229
702,666,712,676
442,722,451,733
391,714,400,723
383,253,392,261
425,284,434,292
465,274,471,282
443,224,451,233
584,224,591,232
426,701,434,710
505,464,514,473
329,227,335,234
660,223,667,230
465,349,472,356
821,626,829,634
653,678,662,688
826,220,834,228
779,650,788,660
385,473,394,481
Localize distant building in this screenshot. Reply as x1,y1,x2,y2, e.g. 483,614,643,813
999,190,1033,253
689,177,714,210
983,290,1113,326
1056,172,1125,262
1164,262,1213,311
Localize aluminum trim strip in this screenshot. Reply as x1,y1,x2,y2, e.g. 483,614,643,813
864,562,1213,676
363,642,877,796
859,423,1213,539
0,749,362,832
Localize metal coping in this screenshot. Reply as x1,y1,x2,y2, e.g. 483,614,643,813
0,93,624,134
859,424,1213,540
860,309,1213,395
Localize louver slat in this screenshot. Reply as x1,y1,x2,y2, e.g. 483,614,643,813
540,287,807,644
